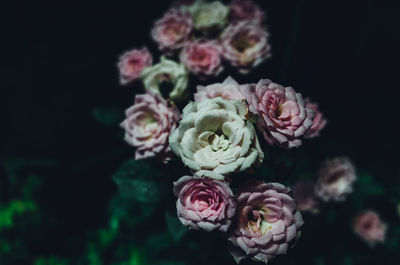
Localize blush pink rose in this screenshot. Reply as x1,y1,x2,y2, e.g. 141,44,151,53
314,157,357,202
304,98,327,139
292,180,319,213
194,76,244,102
353,210,387,247
180,40,223,77
118,47,152,85
220,21,271,73
151,9,193,51
230,0,265,23
120,92,180,163
241,79,315,148
173,176,236,232
229,182,303,264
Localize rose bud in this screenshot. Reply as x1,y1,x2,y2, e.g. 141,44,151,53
292,180,319,214
353,210,387,247
304,98,327,139
120,92,180,163
117,47,152,85
173,175,236,232
314,157,357,202
169,97,264,180
180,40,223,77
141,56,189,102
230,0,265,23
184,1,230,31
241,79,315,148
194,76,244,102
229,182,303,264
151,9,193,51
220,21,271,73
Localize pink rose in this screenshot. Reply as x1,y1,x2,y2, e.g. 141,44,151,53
353,210,387,247
180,40,223,77
117,47,152,85
314,157,357,202
304,98,327,139
241,79,315,148
230,0,265,23
120,92,180,162
173,176,236,232
220,21,271,73
151,9,193,51
194,76,244,102
229,182,303,264
292,180,319,213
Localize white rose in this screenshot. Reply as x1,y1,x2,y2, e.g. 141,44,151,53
169,97,264,180
185,1,229,31
141,56,189,101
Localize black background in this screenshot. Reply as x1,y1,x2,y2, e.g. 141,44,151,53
1,0,400,262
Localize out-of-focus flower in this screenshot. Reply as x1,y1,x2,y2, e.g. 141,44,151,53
304,99,327,139
221,21,270,73
121,92,180,162
173,175,236,232
353,210,387,247
180,40,223,77
194,76,244,102
241,79,314,148
184,1,230,31
151,9,193,51
141,56,189,101
118,47,152,85
314,157,357,202
292,180,319,213
169,97,264,180
229,182,303,264
230,0,264,23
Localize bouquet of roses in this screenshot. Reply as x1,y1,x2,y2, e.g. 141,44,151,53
114,1,388,264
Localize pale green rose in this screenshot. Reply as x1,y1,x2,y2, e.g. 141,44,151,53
169,97,264,180
184,1,229,31
141,56,189,101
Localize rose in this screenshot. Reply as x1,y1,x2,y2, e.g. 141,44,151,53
141,56,189,102
304,98,327,139
314,157,357,202
184,1,229,31
230,0,264,23
220,21,270,73
194,76,244,102
117,47,152,85
173,175,236,232
151,9,193,51
229,182,303,264
169,97,264,180
353,210,387,247
241,79,315,148
292,180,319,213
120,92,180,162
180,40,223,77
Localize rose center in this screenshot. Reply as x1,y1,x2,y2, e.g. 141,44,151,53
248,208,272,235
231,31,257,53
209,134,230,151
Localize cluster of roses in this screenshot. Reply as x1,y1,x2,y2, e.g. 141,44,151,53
121,74,329,263
291,157,387,248
118,0,272,102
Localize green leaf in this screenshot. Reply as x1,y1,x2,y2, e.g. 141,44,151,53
165,211,187,242
92,107,124,126
112,160,167,203
356,171,385,197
